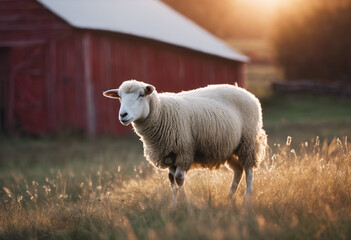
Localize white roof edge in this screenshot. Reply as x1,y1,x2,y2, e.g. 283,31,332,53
38,0,249,62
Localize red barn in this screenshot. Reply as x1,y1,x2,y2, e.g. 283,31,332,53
0,0,248,136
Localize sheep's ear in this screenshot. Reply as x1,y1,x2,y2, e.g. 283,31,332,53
103,89,120,99
145,85,155,96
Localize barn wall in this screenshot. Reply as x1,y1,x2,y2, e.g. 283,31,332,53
0,34,89,135
0,0,85,135
47,35,87,133
0,0,74,46
88,32,245,135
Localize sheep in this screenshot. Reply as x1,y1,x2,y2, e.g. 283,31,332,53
103,80,267,203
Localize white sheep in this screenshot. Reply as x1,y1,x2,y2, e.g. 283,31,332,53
103,80,267,203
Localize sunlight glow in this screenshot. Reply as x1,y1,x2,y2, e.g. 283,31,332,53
262,0,283,10
237,0,286,13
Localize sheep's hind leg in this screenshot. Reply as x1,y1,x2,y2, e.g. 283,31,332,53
244,167,253,196
235,135,258,202
168,166,177,205
227,155,243,199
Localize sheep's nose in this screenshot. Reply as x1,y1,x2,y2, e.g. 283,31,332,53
120,112,128,118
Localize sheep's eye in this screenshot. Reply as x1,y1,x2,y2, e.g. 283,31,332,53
138,93,145,98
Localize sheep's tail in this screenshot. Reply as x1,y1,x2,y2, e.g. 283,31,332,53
256,128,268,165
235,128,268,168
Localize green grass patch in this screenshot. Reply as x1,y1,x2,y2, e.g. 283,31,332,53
261,93,351,144
262,94,351,124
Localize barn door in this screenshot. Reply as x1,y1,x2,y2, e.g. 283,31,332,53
0,48,10,133
9,45,48,134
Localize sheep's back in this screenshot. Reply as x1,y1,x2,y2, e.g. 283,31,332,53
180,84,262,131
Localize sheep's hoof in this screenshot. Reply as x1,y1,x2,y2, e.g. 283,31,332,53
227,190,235,199
243,193,253,207
172,187,178,198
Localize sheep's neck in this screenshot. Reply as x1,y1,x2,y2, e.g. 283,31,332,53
133,94,164,142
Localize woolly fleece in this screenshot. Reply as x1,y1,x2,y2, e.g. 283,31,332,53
119,80,267,171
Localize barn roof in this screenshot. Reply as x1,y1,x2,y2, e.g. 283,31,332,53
37,0,248,62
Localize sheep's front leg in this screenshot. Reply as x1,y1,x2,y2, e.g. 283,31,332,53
174,167,188,203
227,155,243,199
168,166,177,204
228,164,243,198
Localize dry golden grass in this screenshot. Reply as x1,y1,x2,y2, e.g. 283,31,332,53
0,136,351,239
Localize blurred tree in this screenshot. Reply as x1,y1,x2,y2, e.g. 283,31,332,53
272,0,351,82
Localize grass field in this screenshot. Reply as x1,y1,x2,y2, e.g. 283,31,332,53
1,135,350,239
1,93,351,239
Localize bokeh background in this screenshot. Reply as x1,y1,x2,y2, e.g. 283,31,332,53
0,0,351,239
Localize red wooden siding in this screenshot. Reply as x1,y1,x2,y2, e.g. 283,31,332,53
50,36,87,133
0,0,246,136
0,0,74,46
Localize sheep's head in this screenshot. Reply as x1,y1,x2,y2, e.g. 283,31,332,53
103,80,155,126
